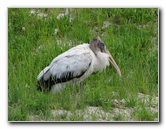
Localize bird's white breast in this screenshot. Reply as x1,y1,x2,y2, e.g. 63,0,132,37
92,52,110,72
78,50,110,83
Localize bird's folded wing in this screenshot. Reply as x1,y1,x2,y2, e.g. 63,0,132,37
49,52,92,83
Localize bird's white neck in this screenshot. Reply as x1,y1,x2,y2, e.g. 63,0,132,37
93,52,110,72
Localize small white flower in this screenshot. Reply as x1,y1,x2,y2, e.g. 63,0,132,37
57,13,65,20
37,13,48,19
22,27,25,31
57,8,69,20
54,29,59,35
102,21,111,29
30,9,36,14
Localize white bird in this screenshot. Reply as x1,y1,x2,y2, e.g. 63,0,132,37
37,37,121,98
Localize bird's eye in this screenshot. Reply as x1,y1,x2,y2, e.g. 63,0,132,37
98,41,105,52
93,38,98,43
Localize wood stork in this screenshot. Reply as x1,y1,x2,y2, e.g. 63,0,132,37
37,37,121,98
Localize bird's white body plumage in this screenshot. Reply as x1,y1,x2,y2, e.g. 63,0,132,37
37,43,110,93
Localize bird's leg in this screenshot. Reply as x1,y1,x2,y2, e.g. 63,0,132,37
80,82,83,100
73,81,77,101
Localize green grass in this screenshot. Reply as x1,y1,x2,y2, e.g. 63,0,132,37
8,8,158,121
132,107,158,121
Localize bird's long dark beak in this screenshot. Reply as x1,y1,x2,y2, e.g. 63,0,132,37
106,49,121,77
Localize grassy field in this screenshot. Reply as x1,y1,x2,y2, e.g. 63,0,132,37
8,8,158,121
